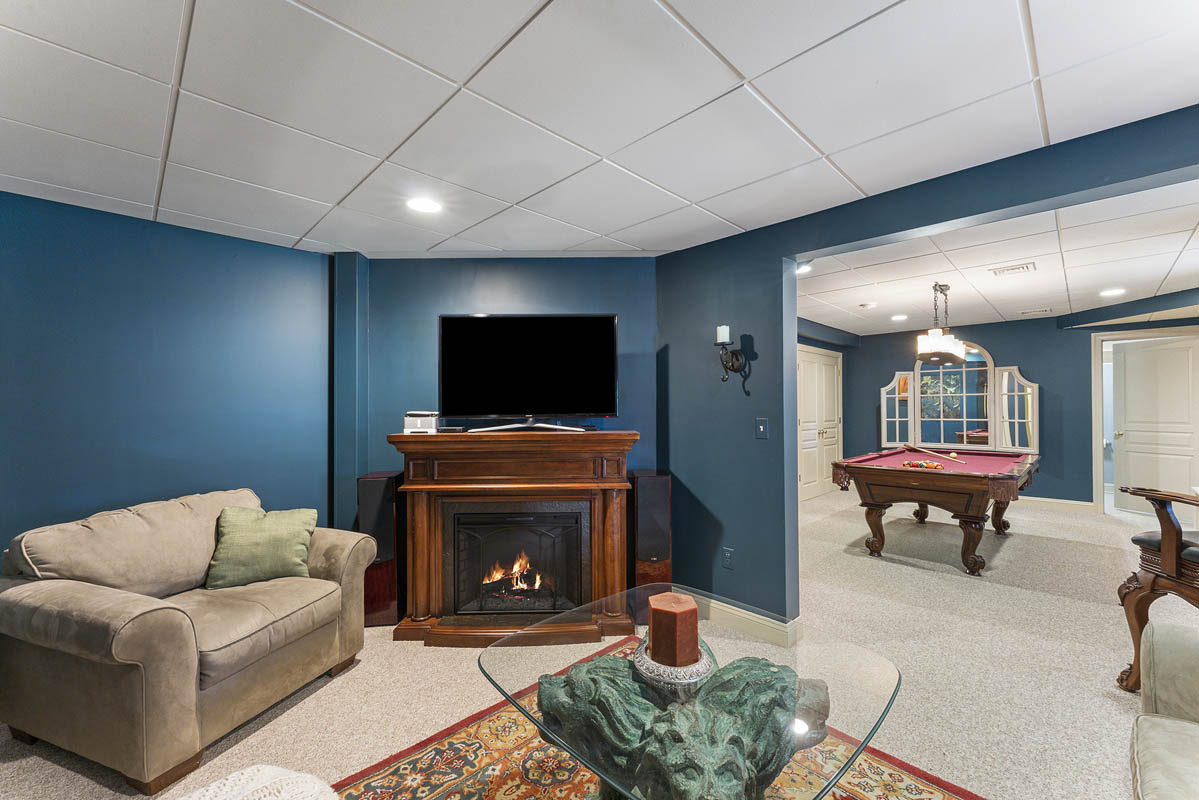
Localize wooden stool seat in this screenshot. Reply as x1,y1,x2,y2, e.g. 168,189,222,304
1117,487,1199,692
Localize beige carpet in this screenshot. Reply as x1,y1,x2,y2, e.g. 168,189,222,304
1,492,1191,799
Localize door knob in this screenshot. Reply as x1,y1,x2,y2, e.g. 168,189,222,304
1115,431,1124,438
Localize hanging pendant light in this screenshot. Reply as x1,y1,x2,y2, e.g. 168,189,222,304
916,282,966,364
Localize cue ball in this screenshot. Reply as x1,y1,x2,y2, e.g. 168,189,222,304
949,452,958,458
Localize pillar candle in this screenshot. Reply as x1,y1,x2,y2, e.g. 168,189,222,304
647,592,700,667
716,325,730,345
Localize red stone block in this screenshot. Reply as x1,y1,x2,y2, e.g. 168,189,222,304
647,592,700,667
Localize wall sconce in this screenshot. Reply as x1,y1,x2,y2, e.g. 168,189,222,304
715,325,745,382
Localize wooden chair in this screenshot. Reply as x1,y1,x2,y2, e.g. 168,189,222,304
1117,486,1199,692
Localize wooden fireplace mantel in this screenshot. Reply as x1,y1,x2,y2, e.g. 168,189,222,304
386,430,639,646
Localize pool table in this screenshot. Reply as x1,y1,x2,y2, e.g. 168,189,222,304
831,447,1040,575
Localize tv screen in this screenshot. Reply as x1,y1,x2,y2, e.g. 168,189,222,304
439,314,618,418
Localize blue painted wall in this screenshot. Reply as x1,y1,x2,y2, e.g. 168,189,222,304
363,258,658,476
842,319,1094,501
0,192,330,548
658,105,1199,618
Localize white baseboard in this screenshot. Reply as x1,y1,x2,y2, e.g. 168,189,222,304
672,586,799,648
1017,496,1100,513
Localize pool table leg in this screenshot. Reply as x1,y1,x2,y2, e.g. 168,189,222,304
864,504,889,558
912,503,929,524
991,501,1011,534
956,518,986,575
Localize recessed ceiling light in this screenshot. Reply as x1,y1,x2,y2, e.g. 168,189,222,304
891,314,908,321
795,262,812,275
1099,287,1126,297
406,197,442,213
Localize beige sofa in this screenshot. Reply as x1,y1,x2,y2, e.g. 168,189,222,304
0,489,376,794
1131,622,1199,798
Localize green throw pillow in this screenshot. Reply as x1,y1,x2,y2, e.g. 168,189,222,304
206,506,317,590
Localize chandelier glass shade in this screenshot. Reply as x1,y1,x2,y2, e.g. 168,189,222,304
916,283,966,364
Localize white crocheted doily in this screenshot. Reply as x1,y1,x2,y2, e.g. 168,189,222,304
178,765,336,800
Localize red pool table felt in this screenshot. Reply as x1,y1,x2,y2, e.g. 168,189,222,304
844,447,1031,475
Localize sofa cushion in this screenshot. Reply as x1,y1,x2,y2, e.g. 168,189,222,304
170,577,340,689
7,489,262,597
1131,714,1199,800
206,507,316,590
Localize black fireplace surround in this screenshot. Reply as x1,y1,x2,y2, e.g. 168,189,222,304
442,501,590,615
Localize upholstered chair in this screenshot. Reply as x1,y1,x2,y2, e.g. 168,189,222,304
0,489,376,794
1131,622,1199,798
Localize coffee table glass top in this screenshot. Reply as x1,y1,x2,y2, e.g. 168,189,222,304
478,584,900,799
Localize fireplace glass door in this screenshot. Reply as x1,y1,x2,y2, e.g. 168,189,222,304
454,512,582,614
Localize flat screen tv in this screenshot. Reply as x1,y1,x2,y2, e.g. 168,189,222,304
439,314,618,419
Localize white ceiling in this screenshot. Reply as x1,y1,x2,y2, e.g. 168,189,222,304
798,178,1199,334
0,0,1197,258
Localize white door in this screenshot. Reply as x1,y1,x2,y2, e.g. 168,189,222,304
1113,337,1199,525
798,345,843,501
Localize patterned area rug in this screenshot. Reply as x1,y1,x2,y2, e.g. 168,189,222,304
334,638,986,800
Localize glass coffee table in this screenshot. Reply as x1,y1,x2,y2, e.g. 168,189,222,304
478,584,900,799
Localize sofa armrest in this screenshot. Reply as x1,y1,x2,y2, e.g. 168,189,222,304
1142,622,1199,722
0,579,201,781
308,528,376,662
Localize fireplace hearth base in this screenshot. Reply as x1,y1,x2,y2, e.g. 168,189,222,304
386,431,640,647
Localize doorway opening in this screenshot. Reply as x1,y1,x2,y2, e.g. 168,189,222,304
1092,328,1199,526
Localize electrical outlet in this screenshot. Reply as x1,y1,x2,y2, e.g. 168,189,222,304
755,417,769,439
721,547,735,570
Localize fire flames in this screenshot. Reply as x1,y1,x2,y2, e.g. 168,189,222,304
484,549,543,592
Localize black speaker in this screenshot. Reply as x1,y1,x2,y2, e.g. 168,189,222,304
355,471,403,626
630,470,671,585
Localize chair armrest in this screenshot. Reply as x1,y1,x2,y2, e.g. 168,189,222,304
1142,622,1199,723
0,578,196,665
1120,486,1199,508
307,528,376,662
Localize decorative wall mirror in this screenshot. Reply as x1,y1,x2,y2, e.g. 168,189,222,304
879,342,1039,453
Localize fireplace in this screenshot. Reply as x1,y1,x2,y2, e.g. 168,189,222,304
454,511,583,614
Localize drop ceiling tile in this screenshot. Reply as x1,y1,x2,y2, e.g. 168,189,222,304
853,253,955,283
183,0,454,156
1160,250,1198,294
943,230,1061,270
0,0,185,81
308,206,446,252
610,87,818,201
390,92,597,203
799,305,866,332
796,269,872,294
752,0,1029,153
169,92,376,203
520,161,686,235
803,256,851,274
1070,292,1157,314
295,238,336,254
1041,26,1199,144
931,211,1057,251
0,117,158,203
608,205,740,251
0,172,152,219
159,163,330,237
428,236,502,252
1059,205,1199,252
1063,231,1192,267
457,206,596,250
0,28,169,155
157,209,298,248
1066,254,1176,294
834,238,938,268
341,162,508,235
700,159,862,230
298,0,541,81
568,236,642,252
1029,0,1193,75
667,0,894,78
832,86,1043,196
467,0,738,154
1058,180,1199,228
